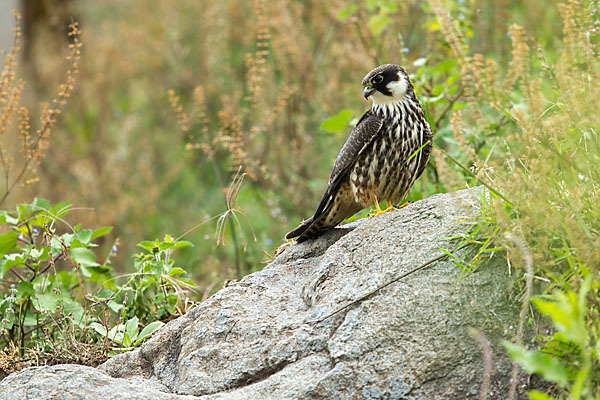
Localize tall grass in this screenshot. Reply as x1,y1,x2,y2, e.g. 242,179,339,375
430,0,599,397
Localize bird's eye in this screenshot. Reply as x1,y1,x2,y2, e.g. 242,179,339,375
373,75,384,84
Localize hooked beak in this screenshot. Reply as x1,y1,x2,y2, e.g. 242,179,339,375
363,86,375,99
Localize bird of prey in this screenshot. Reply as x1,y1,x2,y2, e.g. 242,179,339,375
286,64,432,242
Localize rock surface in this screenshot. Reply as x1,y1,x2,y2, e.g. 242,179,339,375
0,187,522,399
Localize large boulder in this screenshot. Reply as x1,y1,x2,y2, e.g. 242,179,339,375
0,187,522,399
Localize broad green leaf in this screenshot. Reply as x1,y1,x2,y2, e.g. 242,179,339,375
91,226,113,240
17,281,34,300
169,267,187,277
107,299,123,313
23,312,38,326
89,271,117,291
90,322,108,337
75,229,94,245
321,110,354,133
137,241,155,251
69,248,100,268
135,321,164,346
62,297,86,326
109,324,125,343
172,241,193,249
60,233,75,248
368,14,392,36
122,332,132,347
158,242,175,251
125,316,139,342
503,341,568,386
1,253,26,279
31,198,51,212
1,212,18,225
0,231,18,255
55,270,78,288
34,292,61,312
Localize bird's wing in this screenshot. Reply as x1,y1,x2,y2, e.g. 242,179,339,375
310,111,384,220
285,111,383,240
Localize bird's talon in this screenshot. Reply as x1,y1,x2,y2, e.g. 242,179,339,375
392,201,411,210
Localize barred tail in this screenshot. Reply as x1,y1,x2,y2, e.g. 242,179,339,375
285,216,314,240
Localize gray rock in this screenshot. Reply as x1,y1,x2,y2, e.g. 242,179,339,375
0,187,522,399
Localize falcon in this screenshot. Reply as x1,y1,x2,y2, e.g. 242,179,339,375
286,64,432,242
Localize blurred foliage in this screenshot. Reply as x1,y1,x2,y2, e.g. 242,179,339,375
0,0,598,397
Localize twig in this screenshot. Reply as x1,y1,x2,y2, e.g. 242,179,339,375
312,242,468,323
471,328,493,400
10,267,25,282
438,148,513,205
435,88,464,128
38,252,64,276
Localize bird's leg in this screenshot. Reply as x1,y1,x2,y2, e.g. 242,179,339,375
368,197,396,217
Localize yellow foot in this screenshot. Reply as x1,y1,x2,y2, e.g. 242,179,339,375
368,199,395,218
392,201,411,210
368,200,411,217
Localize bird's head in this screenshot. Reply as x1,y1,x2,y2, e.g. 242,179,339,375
362,64,412,105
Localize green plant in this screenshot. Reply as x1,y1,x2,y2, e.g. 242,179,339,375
504,275,599,399
427,0,600,397
0,198,198,373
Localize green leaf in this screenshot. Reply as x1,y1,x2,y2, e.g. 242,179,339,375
31,198,51,212
368,14,392,36
137,241,155,251
62,297,85,326
0,231,18,255
528,391,555,400
125,316,139,342
172,241,193,250
177,277,198,287
168,267,187,277
90,322,108,337
135,321,164,346
533,292,587,346
0,211,18,225
1,253,26,279
17,281,34,300
48,201,71,219
76,229,94,245
107,299,123,313
122,332,132,347
34,292,61,312
337,5,357,21
69,248,100,268
91,226,113,240
89,271,117,291
109,324,125,343
321,110,354,133
503,341,568,386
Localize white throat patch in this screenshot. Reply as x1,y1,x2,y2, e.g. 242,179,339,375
370,72,409,106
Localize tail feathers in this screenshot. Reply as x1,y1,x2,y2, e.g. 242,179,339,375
286,203,341,242
285,216,314,240
294,217,335,242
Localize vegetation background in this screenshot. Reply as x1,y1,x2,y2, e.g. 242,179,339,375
0,0,598,398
